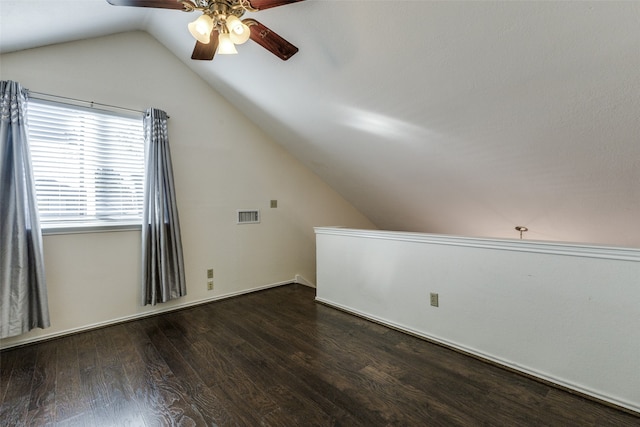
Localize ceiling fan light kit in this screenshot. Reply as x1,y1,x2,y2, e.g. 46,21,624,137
106,0,304,61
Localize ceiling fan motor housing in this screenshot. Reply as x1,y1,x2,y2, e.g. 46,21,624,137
186,1,247,24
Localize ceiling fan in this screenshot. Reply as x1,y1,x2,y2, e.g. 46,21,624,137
106,0,304,61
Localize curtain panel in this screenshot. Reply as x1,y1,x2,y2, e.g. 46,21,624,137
0,80,50,338
142,108,186,305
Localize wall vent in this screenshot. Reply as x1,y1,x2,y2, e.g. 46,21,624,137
237,209,260,224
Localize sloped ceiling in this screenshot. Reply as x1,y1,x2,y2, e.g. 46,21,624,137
1,0,639,247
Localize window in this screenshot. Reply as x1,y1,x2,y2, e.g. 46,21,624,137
27,98,145,231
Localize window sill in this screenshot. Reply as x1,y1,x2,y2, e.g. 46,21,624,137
41,223,142,235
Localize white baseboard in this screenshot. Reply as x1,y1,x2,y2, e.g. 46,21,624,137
294,274,315,288
0,278,296,350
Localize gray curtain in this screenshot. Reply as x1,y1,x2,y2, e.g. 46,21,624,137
0,80,50,338
142,108,186,305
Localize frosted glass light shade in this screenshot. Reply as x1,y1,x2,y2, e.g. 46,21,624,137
225,16,243,34
217,33,238,54
226,16,250,44
188,14,214,44
229,23,250,44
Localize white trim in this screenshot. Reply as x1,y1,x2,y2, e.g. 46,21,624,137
0,279,295,350
42,224,141,235
314,227,640,262
316,297,640,415
294,274,315,288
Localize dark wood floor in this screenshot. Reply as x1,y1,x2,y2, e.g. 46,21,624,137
1,284,638,426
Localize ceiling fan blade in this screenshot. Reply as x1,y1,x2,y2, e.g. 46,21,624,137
191,30,219,60
247,0,304,10
245,20,298,61
106,0,187,10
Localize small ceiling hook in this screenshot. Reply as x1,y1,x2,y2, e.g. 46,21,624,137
515,226,528,239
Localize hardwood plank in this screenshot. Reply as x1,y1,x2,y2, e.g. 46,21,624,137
141,317,237,426
3,345,40,422
25,340,58,425
0,346,21,405
202,298,393,425
306,308,530,424
0,345,38,426
145,314,264,426
109,321,159,426
236,292,450,424
93,327,148,426
75,330,116,425
165,310,332,425
128,318,209,426
161,312,278,425
232,339,361,426
0,396,30,427
540,388,640,426
52,334,92,425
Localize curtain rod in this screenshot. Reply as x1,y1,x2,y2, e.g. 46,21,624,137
28,91,169,118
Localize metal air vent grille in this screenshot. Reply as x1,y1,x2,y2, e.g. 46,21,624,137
237,209,260,224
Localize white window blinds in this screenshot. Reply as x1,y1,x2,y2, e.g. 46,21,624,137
27,99,145,229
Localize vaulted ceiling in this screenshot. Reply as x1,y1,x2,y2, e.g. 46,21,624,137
1,0,639,247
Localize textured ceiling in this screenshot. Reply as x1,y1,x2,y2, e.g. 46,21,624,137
1,0,639,247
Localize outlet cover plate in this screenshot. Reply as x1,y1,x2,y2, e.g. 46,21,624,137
430,292,439,307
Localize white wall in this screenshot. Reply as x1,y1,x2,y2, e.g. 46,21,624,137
315,227,640,413
0,32,375,348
